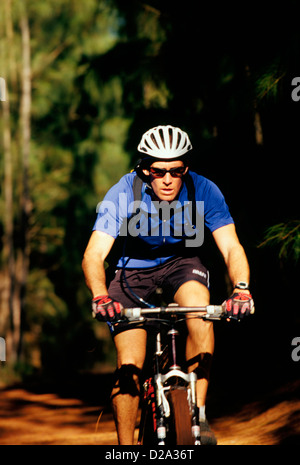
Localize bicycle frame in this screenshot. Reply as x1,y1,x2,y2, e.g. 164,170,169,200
122,305,225,445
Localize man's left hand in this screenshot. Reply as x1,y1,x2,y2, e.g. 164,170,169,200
223,292,254,320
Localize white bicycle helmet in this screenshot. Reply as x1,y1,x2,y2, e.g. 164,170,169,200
137,125,192,159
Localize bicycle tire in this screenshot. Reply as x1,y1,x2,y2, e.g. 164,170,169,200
166,387,194,445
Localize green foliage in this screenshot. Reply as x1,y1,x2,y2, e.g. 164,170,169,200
255,61,286,102
260,221,300,262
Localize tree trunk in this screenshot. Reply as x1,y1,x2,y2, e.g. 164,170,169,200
17,10,32,361
0,85,15,362
254,106,264,145
0,0,16,363
0,2,32,365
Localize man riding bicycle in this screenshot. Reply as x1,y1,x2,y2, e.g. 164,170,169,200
82,125,254,445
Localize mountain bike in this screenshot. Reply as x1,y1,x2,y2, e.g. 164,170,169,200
121,304,225,445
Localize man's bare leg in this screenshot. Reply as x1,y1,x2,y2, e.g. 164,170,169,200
174,281,214,407
111,328,147,445
174,280,217,444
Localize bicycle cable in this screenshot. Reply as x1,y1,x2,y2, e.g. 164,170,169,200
121,253,155,308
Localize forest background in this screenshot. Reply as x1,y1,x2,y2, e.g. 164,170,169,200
0,0,299,398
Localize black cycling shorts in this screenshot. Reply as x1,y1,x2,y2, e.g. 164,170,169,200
107,256,209,335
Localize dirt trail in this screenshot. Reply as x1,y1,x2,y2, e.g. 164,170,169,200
0,380,299,445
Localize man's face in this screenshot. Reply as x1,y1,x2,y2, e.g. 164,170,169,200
143,160,188,201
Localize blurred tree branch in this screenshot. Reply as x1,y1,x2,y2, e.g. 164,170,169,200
259,221,300,262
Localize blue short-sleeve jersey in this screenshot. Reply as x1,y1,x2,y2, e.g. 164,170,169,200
93,171,234,268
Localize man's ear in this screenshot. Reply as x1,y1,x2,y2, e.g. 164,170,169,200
183,165,189,175
142,168,150,177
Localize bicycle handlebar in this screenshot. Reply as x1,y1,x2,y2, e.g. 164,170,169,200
121,305,225,321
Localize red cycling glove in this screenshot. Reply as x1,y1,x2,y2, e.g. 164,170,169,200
223,292,254,320
92,295,123,323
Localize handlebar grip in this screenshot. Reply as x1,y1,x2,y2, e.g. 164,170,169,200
206,305,225,318
122,307,142,320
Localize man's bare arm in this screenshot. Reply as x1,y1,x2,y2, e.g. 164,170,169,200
82,230,115,298
212,224,250,291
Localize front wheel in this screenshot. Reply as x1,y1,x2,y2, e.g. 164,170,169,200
166,387,194,445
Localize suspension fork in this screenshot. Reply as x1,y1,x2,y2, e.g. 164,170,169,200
153,326,201,445
167,322,201,443
153,330,168,444
189,371,201,444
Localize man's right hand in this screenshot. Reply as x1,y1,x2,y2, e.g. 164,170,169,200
92,295,123,323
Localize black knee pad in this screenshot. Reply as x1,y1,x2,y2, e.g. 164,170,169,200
186,352,213,381
112,364,142,397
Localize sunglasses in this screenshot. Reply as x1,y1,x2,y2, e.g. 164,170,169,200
149,166,186,178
